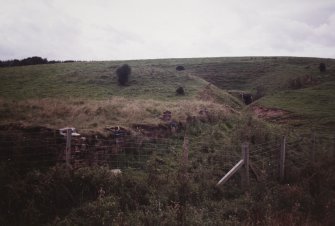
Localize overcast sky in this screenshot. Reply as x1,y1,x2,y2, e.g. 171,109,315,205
1,0,335,60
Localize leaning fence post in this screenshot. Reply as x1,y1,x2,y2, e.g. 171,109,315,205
241,143,249,188
66,128,72,168
279,136,286,181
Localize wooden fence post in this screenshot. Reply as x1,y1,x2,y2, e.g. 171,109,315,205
66,129,72,168
312,131,316,161
241,143,249,188
217,160,244,186
182,134,189,166
179,133,189,182
279,136,286,181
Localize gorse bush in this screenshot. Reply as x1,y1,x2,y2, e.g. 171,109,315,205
116,64,131,86
319,63,326,72
176,87,185,95
176,65,185,71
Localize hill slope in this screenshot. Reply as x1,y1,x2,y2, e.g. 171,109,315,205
0,57,334,225
1,56,334,131
158,56,335,131
0,61,242,130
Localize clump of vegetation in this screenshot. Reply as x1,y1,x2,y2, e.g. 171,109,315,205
0,56,48,67
319,63,326,72
116,64,131,86
0,56,77,67
241,93,253,105
176,86,185,95
1,117,334,225
176,65,185,71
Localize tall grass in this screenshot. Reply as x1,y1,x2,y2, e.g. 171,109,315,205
0,97,236,131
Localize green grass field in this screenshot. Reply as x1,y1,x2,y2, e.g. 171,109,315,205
1,56,334,131
0,61,206,100
257,81,335,131
0,60,242,130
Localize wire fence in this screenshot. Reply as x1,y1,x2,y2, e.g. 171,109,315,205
1,128,334,217
0,129,334,182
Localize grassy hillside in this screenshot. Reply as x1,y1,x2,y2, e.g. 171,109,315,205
167,56,335,93
145,56,334,131
1,57,334,225
255,81,335,131
0,61,206,100
2,57,333,100
243,58,335,131
0,60,242,130
1,56,334,131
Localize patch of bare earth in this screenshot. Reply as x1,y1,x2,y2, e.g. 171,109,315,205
252,105,306,126
251,106,290,120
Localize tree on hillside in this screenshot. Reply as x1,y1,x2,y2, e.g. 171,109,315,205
21,56,48,65
319,63,326,72
0,56,48,67
116,64,131,86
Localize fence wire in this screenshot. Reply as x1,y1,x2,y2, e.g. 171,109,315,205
1,129,334,180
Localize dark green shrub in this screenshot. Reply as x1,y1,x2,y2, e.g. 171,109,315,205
176,65,185,71
116,64,131,86
319,63,326,72
176,87,185,95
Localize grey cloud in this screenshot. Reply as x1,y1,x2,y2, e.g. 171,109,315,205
0,0,334,60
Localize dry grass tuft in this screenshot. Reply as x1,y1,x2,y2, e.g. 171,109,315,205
0,97,238,132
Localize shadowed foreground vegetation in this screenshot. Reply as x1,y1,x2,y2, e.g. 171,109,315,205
1,116,334,225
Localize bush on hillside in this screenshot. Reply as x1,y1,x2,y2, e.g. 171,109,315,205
0,56,48,67
319,63,326,72
176,87,185,95
0,57,76,67
242,93,253,105
176,65,185,71
116,64,131,86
